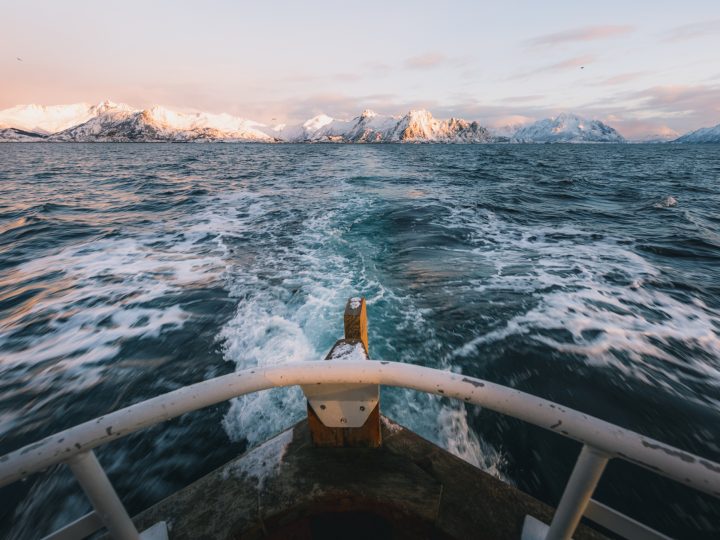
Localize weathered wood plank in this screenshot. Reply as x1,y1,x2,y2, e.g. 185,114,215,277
344,297,368,354
307,298,381,448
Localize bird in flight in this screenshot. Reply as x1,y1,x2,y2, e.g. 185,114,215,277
580,66,584,70
17,57,23,62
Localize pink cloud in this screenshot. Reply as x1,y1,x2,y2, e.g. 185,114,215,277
404,53,447,69
526,25,634,46
662,19,720,42
632,84,720,113
497,95,545,103
602,116,680,141
592,72,648,86
578,83,720,137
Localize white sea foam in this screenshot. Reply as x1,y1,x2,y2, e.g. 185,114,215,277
0,236,224,364
211,190,509,478
0,220,230,440
654,196,678,208
217,194,361,446
446,208,720,394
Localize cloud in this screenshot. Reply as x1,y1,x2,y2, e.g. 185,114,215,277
591,72,648,86
485,115,535,129
404,53,447,70
510,55,594,79
526,25,634,46
601,117,679,141
497,95,545,103
576,83,720,137
364,61,392,74
630,84,720,115
662,19,720,42
332,72,363,82
274,93,405,123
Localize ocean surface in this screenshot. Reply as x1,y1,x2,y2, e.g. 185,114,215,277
0,143,719,539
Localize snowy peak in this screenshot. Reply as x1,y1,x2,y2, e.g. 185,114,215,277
399,110,492,143
303,114,334,131
93,100,133,114
140,107,271,140
513,113,625,143
0,101,133,134
397,109,438,140
673,123,720,143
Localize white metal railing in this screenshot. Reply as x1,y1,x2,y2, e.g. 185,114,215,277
1,360,718,540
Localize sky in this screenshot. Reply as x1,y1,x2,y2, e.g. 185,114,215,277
2,0,719,138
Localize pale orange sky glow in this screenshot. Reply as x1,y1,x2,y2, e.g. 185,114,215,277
2,0,719,137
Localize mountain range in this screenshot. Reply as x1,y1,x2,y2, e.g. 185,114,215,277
0,102,498,143
0,101,717,143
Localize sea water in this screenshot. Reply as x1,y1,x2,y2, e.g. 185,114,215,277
1,143,719,538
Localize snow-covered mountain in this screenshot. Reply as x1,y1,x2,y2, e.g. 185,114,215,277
267,114,336,142
51,103,274,142
0,101,126,134
513,113,625,143
0,101,632,144
673,123,720,143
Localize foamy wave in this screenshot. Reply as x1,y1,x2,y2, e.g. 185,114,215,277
447,208,720,393
654,196,678,208
217,193,362,446
383,386,509,480
213,190,509,477
0,234,225,368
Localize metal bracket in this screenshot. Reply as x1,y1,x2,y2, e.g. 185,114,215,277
522,515,564,540
301,339,378,428
141,521,170,540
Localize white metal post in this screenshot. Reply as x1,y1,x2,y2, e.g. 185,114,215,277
67,451,140,540
546,445,609,540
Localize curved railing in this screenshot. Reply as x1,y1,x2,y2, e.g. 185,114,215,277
1,360,719,540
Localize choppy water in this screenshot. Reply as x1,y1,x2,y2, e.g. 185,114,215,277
1,143,719,539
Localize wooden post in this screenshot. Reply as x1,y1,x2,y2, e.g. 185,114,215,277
344,297,368,355
307,297,381,448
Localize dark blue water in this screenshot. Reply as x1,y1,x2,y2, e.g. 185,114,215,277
1,143,719,539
